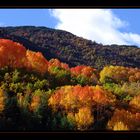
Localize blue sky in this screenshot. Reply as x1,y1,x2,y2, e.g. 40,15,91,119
113,9,140,34
0,9,57,27
0,9,140,46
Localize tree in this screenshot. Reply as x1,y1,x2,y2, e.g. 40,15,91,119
70,65,98,85
0,39,27,68
26,50,48,75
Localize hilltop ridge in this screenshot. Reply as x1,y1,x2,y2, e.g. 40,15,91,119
0,26,140,69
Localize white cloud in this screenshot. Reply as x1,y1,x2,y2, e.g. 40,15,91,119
50,9,140,46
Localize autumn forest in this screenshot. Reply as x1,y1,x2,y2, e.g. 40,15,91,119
0,27,140,131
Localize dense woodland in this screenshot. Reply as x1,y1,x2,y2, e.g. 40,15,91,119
0,26,140,70
0,38,140,131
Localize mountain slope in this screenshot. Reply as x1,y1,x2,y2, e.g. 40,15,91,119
0,26,140,69
1,39,140,131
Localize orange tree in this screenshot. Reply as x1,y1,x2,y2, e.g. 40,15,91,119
107,109,140,130
48,59,71,87
0,39,27,69
26,50,48,75
48,85,116,130
70,65,99,86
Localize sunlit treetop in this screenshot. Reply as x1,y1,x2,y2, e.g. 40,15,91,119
48,58,70,71
71,65,96,77
107,109,140,130
48,85,116,111
100,65,140,83
0,39,27,68
26,50,48,74
0,39,49,75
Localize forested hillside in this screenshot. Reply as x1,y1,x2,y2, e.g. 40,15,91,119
0,26,140,69
0,39,140,131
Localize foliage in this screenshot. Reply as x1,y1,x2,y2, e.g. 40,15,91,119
48,85,116,111
1,26,140,70
103,83,127,100
129,94,140,110
0,38,140,130
100,66,140,84
70,65,99,85
26,50,48,74
0,39,27,69
75,107,94,130
0,88,7,113
48,85,115,130
107,109,140,130
48,59,71,87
